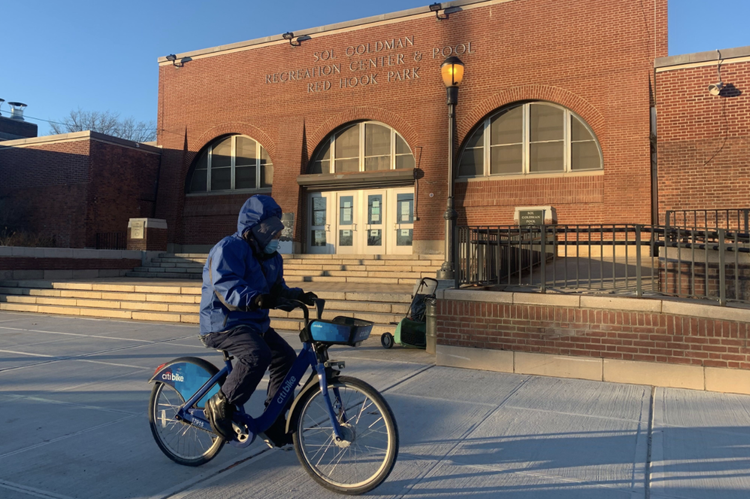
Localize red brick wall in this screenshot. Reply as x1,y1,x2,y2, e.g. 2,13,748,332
656,60,750,222
0,140,92,247
0,137,160,248
156,0,666,247
87,141,161,247
437,298,750,370
127,227,168,251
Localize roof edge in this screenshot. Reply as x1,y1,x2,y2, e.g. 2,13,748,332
157,0,496,63
0,130,162,154
655,45,750,69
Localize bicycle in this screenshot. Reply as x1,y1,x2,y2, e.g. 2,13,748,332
147,299,399,495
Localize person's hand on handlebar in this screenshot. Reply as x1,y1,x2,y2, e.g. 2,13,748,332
253,294,298,312
300,291,318,306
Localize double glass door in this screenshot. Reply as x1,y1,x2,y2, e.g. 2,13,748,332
308,188,414,255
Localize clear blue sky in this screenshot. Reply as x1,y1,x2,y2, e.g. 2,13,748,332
2,0,748,136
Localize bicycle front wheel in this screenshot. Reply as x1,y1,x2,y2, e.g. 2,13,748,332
148,357,225,466
293,376,399,495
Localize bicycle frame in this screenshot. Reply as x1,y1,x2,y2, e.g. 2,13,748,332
168,302,346,448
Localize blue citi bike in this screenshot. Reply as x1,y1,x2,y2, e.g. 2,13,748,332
147,299,399,495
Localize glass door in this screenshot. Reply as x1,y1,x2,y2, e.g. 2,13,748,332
308,192,333,254
335,192,359,255
390,188,414,255
363,190,387,255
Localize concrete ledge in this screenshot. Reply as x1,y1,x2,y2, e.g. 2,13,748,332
580,295,662,312
516,352,602,381
437,345,744,394
441,289,513,304
436,345,513,372
441,289,750,324
661,300,750,322
0,247,143,259
514,293,580,307
705,367,750,395
603,359,704,390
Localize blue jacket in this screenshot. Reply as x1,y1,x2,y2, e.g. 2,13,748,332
199,196,302,335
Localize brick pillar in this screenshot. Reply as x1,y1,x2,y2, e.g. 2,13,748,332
127,218,168,251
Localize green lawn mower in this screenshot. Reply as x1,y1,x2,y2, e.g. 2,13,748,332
381,277,438,349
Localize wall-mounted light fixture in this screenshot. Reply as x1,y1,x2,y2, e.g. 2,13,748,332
429,2,448,20
166,54,184,68
708,49,724,96
282,32,300,47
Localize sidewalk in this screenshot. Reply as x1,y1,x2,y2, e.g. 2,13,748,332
0,311,749,498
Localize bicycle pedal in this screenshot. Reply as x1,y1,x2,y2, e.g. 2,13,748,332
232,422,250,442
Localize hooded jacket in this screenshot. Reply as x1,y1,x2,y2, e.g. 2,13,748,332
199,195,302,336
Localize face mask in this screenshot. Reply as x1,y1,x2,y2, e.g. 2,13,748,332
264,239,280,254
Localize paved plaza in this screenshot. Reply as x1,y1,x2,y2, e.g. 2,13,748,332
1,310,750,498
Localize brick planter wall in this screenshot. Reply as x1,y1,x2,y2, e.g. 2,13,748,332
436,290,750,393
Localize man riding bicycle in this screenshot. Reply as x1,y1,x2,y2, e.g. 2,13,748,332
199,195,317,446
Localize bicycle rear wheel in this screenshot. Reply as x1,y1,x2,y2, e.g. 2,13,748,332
292,376,399,495
148,357,225,466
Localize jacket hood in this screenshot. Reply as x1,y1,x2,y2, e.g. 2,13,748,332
237,195,282,235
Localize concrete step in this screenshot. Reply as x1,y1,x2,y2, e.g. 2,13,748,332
126,272,203,279
0,279,413,331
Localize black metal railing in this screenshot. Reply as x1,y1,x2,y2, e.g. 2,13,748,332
666,209,750,233
455,224,750,306
95,232,127,250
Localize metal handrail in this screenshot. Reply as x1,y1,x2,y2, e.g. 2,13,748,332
455,224,750,306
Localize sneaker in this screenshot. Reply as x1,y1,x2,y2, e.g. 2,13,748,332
205,391,235,441
260,415,293,450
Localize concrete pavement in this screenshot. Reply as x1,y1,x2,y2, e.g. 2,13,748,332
1,310,749,498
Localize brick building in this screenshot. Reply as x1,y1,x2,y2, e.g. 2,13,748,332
654,47,750,224
154,0,667,254
0,132,160,248
1,0,747,254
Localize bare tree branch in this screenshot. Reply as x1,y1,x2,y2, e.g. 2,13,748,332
50,108,156,142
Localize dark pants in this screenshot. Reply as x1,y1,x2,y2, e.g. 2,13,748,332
201,325,296,408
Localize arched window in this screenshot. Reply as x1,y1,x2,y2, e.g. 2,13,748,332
458,102,602,177
187,135,273,193
309,121,415,174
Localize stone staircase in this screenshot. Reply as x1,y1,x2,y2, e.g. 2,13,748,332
0,278,415,335
127,253,444,285
0,253,444,334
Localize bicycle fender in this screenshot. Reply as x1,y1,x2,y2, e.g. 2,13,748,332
286,373,338,435
149,356,220,387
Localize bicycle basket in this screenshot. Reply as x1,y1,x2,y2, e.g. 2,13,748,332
309,316,373,346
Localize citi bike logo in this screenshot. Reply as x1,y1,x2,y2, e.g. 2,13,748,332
161,371,184,382
276,376,297,404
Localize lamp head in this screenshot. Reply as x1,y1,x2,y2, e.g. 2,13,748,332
166,54,177,62
708,82,723,96
429,2,442,11
441,56,465,88
282,32,294,40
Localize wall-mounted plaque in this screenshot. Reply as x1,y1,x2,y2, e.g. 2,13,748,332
519,210,545,226
131,220,144,239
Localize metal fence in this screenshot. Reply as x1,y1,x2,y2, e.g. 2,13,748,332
666,209,750,233
95,232,127,250
455,224,750,306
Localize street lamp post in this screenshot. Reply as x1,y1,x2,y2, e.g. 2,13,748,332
437,56,465,280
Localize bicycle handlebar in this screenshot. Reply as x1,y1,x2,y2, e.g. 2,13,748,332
272,298,326,331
